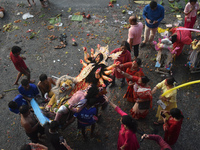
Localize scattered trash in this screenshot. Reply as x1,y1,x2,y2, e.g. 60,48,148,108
54,23,63,27
22,12,34,20
134,1,151,4
16,12,23,16
39,14,45,18
47,25,54,30
0,93,5,99
29,30,40,39
122,10,126,14
3,88,18,92
49,14,62,25
72,38,78,46
121,21,127,25
26,29,33,33
127,11,133,15
14,20,21,23
86,14,91,19
3,23,19,32
48,35,57,41
71,15,83,21
67,8,71,13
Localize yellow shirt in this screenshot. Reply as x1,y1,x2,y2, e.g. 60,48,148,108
156,80,177,102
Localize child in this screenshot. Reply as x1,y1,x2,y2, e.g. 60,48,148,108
184,0,200,28
18,79,40,101
110,41,132,88
73,98,98,139
37,74,55,97
10,46,35,85
8,94,28,114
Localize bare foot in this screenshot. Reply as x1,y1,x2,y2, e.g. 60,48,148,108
13,82,19,85
28,4,32,7
29,79,35,83
42,4,48,8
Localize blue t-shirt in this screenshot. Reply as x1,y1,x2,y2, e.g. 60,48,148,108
9,95,28,114
143,4,164,28
74,107,97,125
18,83,39,98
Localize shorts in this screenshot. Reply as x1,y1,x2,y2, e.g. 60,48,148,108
20,68,30,75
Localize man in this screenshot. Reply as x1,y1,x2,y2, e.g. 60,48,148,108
44,121,68,150
18,79,40,101
19,105,44,143
141,1,164,47
37,74,55,97
0,6,5,18
8,94,28,114
128,16,143,58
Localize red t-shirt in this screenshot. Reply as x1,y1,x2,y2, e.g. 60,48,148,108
10,51,27,72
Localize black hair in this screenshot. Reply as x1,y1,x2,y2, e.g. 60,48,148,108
85,84,99,100
150,1,157,10
49,121,59,131
190,0,197,3
87,97,98,107
170,108,184,120
95,53,104,63
20,144,31,150
166,77,176,86
171,34,177,44
8,101,18,109
11,46,22,54
122,115,138,133
121,41,131,52
39,74,47,82
21,79,29,86
135,58,142,66
141,76,150,84
88,53,104,64
19,105,29,114
164,149,171,150
130,16,137,23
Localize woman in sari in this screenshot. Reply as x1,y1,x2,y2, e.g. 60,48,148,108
119,58,144,103
151,77,177,125
110,41,132,87
105,96,140,150
117,68,152,119
161,108,184,145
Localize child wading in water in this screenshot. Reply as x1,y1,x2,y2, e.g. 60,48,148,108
184,0,200,28
10,46,35,85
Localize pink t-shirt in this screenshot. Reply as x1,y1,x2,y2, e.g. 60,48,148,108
128,22,143,46
184,2,199,18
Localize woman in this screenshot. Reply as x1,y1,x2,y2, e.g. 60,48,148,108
184,0,199,29
117,68,152,119
151,77,177,125
110,41,132,87
105,96,140,150
119,58,144,103
161,108,184,145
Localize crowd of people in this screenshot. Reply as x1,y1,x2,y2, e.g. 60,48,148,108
4,0,200,149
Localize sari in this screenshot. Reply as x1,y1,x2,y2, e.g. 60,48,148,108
130,77,152,119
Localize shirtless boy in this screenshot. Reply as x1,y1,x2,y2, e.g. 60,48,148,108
38,74,55,97
19,105,44,143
